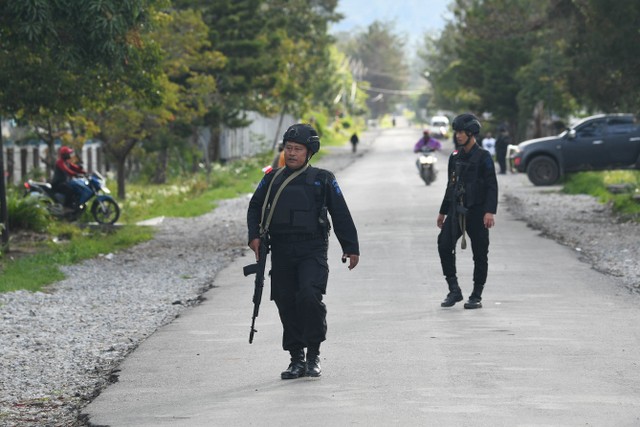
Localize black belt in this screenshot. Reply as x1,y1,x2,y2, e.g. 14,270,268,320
270,232,324,242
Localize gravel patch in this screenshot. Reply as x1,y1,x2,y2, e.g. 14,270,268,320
501,176,639,293
1,135,638,426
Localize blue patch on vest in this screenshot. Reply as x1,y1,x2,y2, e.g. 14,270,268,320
257,176,267,189
332,179,342,195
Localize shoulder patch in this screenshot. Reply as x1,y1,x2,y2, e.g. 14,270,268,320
332,179,342,195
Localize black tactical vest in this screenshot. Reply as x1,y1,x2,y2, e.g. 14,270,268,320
268,167,324,235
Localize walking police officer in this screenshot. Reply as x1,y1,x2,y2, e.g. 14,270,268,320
247,123,360,379
436,113,498,309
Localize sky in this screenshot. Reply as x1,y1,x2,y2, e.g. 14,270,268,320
330,0,453,48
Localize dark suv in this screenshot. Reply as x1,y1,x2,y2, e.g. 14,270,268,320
512,114,640,185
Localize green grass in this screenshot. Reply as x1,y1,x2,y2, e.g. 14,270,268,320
119,153,271,223
563,170,640,220
1,224,154,293
0,151,279,292
1,134,359,293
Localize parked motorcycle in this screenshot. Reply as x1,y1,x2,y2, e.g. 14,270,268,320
24,172,120,224
416,147,438,185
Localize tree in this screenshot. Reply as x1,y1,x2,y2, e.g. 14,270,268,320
260,0,343,144
547,0,640,112
418,21,468,113
342,21,410,118
172,0,280,162
0,0,162,246
145,9,225,183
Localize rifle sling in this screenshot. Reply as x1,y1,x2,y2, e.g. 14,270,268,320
454,147,483,250
259,164,310,235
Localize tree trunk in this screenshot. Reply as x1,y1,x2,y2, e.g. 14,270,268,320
210,126,220,163
272,109,287,152
0,116,9,248
116,156,127,200
152,146,168,184
36,118,57,179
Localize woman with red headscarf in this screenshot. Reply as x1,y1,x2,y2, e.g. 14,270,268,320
51,146,87,210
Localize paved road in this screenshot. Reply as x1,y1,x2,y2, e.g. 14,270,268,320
85,127,640,426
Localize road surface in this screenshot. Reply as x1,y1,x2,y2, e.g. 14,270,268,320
85,126,640,426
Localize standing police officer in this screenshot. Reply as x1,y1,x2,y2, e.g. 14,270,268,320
436,113,498,309
247,123,360,379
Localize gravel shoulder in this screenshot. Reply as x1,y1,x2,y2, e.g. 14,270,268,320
500,174,639,294
1,133,638,426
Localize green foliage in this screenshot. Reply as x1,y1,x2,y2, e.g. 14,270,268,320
421,0,640,138
563,171,640,220
341,21,409,118
119,152,271,223
548,0,640,112
0,225,154,293
0,0,164,118
7,189,50,233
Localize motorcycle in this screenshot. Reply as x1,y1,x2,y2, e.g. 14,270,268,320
24,172,120,224
416,147,438,185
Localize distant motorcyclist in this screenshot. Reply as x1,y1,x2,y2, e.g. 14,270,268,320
51,146,87,211
414,129,442,153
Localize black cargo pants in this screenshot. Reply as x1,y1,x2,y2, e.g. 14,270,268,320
437,206,489,285
270,236,329,352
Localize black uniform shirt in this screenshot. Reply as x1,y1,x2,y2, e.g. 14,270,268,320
247,165,360,256
439,144,498,215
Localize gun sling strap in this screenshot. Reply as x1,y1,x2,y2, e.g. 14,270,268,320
456,147,483,250
259,164,310,235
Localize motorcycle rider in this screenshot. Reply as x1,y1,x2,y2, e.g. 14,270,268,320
413,129,442,153
51,146,87,211
436,113,498,309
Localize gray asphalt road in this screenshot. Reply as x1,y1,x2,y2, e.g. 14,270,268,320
85,127,640,426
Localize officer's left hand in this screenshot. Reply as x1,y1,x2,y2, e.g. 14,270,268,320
342,254,359,270
484,213,495,229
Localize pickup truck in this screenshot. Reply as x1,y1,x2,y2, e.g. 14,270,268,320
511,114,640,185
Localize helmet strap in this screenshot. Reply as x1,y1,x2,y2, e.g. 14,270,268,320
456,132,472,147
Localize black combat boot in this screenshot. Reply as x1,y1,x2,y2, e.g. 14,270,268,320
441,276,463,307
305,343,322,378
281,349,306,380
464,283,484,309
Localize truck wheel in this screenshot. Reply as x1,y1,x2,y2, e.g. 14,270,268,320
526,156,559,186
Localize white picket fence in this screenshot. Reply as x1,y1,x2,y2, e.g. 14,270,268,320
2,112,296,185
219,111,296,160
1,141,104,185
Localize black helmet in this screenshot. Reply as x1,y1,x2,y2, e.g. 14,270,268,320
282,123,320,155
452,113,481,135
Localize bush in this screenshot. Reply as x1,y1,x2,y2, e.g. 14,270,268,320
563,170,640,220
7,190,50,233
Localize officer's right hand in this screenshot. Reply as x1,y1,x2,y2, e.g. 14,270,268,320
437,213,445,229
249,238,260,261
342,254,359,270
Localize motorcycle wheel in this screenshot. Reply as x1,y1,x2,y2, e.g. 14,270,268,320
91,199,120,224
420,167,433,186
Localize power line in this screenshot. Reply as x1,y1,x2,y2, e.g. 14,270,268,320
357,85,423,95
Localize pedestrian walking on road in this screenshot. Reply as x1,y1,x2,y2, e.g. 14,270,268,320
247,123,360,379
481,132,496,157
495,126,511,174
350,132,359,153
436,113,498,309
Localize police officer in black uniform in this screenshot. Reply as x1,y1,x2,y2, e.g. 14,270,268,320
247,123,360,379
436,113,498,309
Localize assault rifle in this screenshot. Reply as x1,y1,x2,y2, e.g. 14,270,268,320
243,235,270,344
449,160,469,250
